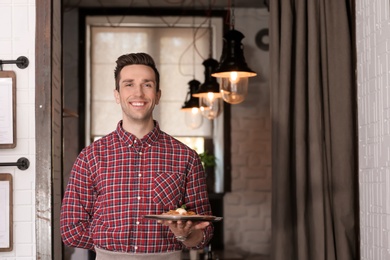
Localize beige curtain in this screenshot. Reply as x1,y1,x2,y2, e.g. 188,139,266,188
269,0,359,259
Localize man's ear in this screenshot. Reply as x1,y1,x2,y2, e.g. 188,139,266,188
114,89,120,104
156,90,162,105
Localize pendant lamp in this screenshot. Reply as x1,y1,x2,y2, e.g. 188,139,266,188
211,3,257,104
181,79,203,129
193,58,223,120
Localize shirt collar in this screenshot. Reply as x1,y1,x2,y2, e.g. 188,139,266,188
115,120,161,147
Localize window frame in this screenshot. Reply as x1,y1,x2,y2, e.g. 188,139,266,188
79,8,231,193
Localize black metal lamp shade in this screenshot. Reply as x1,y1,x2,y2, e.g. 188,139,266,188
212,29,257,78
181,79,201,110
193,58,221,97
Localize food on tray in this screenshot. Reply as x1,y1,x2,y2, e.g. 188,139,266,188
144,205,222,222
162,205,196,216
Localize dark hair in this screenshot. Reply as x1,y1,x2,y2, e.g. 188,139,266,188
114,53,160,92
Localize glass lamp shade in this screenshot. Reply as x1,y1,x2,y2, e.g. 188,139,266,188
212,29,257,104
184,107,203,129
199,94,223,119
181,79,203,129
193,58,222,119
220,73,248,104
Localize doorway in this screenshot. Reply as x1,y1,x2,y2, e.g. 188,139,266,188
62,7,230,260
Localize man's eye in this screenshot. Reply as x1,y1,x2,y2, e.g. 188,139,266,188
145,84,153,88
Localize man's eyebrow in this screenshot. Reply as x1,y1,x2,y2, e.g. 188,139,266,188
121,79,134,83
142,79,155,83
121,79,155,83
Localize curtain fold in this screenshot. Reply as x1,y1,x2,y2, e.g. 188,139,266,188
270,0,359,259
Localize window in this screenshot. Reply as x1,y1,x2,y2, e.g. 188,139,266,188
86,15,225,193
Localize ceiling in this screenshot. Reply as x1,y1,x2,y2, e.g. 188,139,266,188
63,0,269,9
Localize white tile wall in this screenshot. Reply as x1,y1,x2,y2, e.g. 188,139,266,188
0,0,36,259
356,0,390,259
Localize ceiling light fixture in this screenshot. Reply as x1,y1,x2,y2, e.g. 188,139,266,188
181,79,203,129
193,9,222,120
211,0,257,104
181,9,204,129
193,57,222,120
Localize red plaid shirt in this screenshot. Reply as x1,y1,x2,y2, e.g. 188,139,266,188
60,121,213,253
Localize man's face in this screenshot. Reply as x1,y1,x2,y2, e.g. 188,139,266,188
114,64,161,124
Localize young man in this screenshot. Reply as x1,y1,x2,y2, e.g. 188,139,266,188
60,53,213,259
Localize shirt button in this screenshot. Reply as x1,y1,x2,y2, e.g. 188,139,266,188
136,221,140,225
138,173,142,177
137,196,141,200
139,152,143,155
134,246,138,250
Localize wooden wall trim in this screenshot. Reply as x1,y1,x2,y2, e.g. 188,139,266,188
35,0,53,257
35,0,63,258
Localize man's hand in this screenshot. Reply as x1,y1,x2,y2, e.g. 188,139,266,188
158,220,210,246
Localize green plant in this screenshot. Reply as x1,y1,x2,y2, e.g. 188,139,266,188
199,151,216,168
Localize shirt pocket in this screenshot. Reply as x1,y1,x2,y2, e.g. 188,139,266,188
153,171,185,210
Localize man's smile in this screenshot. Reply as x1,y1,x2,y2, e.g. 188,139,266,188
130,101,147,107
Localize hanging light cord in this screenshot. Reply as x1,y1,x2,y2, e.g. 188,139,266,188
231,0,235,30
147,0,185,27
226,0,235,30
192,14,196,79
177,0,211,77
95,0,135,27
208,0,213,58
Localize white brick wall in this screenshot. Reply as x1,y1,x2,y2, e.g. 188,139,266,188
0,0,36,259
356,0,390,259
224,8,272,257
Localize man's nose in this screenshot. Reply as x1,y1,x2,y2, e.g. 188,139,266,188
134,85,144,96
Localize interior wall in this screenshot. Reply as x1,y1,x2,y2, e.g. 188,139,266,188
0,1,36,258
356,0,390,259
223,8,271,257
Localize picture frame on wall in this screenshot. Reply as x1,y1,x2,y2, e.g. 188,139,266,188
0,71,16,149
0,173,13,251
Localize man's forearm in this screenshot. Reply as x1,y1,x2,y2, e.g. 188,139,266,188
181,229,205,248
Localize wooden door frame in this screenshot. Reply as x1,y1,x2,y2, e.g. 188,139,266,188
35,0,63,258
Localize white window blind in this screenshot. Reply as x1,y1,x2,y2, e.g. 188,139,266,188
87,16,223,139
